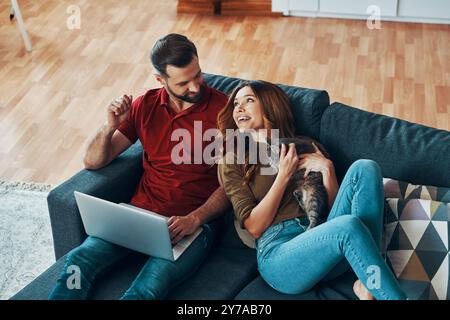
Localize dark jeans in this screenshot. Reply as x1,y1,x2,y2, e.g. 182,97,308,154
48,224,214,300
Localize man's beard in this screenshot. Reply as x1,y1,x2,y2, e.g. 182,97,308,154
167,83,205,104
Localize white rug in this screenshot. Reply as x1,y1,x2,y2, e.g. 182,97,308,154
0,180,55,300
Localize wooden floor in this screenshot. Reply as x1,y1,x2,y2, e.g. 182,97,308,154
0,0,449,185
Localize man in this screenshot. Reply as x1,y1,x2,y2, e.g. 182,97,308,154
49,34,231,300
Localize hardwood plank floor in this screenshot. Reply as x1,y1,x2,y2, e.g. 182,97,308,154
0,0,449,185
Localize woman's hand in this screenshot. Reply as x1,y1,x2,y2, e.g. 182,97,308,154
298,142,332,178
277,143,299,181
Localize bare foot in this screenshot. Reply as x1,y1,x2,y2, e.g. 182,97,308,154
353,280,376,300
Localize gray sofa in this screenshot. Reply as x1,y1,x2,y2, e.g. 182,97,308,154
12,73,450,300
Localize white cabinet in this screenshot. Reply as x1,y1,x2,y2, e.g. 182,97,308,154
320,0,397,17
272,0,318,14
290,0,319,12
398,0,450,20
273,0,450,24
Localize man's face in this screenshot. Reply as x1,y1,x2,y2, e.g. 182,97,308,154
157,56,205,104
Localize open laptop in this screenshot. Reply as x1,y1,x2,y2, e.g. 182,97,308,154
74,191,203,261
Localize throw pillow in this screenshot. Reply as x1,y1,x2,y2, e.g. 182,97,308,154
383,198,449,300
383,178,450,202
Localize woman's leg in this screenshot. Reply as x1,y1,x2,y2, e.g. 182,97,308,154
257,215,406,300
120,224,215,300
328,159,384,246
322,159,385,281
49,236,132,299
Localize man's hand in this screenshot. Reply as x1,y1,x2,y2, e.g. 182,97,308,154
106,94,133,130
168,214,201,245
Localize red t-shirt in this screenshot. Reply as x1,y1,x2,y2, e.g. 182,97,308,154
118,85,228,217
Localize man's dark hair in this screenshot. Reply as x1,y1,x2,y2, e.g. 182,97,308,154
151,33,198,78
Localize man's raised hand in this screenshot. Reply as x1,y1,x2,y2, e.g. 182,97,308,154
106,94,133,130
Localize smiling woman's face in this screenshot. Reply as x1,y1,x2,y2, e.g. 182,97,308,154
232,86,265,131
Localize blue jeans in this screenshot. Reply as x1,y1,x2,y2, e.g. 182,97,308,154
256,159,407,300
48,224,214,300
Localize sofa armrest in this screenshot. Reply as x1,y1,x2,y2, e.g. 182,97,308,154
48,142,144,260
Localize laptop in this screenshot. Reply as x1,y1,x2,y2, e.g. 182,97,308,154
74,191,203,261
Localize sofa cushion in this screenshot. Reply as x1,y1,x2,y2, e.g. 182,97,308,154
217,208,257,249
203,73,330,141
94,244,259,300
320,102,450,187
382,178,450,300
167,246,258,299
383,198,450,300
235,271,357,300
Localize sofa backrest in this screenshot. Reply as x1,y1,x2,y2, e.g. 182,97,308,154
203,73,330,141
320,102,450,188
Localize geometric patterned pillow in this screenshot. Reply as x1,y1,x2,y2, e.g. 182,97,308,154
383,178,450,202
382,198,450,300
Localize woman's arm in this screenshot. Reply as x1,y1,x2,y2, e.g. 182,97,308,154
244,143,299,239
243,174,290,239
320,161,339,209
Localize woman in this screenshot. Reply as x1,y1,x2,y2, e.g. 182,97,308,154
217,80,407,300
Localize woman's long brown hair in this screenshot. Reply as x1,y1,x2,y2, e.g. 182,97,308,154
217,80,296,185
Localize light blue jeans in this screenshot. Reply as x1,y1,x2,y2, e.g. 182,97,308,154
256,159,407,300
48,224,214,300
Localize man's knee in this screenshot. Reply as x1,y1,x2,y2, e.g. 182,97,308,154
66,245,88,266
65,237,113,271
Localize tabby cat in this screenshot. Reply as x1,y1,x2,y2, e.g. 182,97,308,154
271,136,331,230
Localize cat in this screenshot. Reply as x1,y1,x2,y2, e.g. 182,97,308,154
270,136,331,230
